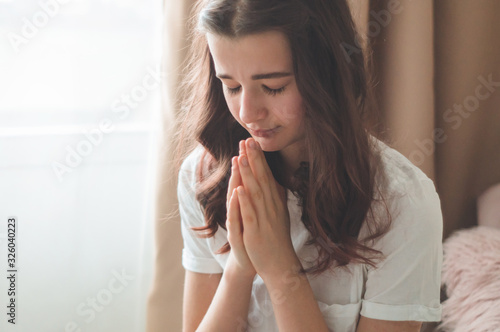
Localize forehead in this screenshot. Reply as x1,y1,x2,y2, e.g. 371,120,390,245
206,31,293,75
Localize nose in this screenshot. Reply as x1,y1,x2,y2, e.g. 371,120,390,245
239,89,266,124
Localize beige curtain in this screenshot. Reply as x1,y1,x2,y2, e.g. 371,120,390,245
145,1,195,332
146,1,500,331
362,0,500,238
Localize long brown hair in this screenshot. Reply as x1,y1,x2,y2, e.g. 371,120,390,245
173,0,394,276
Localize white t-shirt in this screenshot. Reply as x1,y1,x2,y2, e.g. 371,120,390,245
178,137,443,332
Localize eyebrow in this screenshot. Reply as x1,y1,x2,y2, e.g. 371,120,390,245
217,72,293,80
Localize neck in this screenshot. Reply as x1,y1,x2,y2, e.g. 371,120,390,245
279,144,308,188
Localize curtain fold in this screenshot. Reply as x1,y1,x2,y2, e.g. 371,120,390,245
147,1,500,331
433,0,500,238
146,1,196,332
370,0,436,179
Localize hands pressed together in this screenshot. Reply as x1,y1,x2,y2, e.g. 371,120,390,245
225,138,297,281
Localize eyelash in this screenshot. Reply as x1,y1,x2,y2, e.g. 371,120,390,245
226,85,286,96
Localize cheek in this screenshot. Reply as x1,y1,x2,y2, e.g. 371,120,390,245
272,97,305,127
225,97,240,120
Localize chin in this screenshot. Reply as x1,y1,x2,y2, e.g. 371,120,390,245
252,138,283,153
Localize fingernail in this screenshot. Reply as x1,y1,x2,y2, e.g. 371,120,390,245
237,186,245,196
249,139,256,150
241,155,248,166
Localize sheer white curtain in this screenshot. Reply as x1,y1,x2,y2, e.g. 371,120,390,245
0,1,163,331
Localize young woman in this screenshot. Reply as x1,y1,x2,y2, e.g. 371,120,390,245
174,0,443,331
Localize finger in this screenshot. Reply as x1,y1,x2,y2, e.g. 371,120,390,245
227,188,242,241
236,186,258,230
226,156,242,209
254,138,288,204
226,138,247,206
239,140,246,156
238,154,268,222
246,138,275,181
244,138,277,203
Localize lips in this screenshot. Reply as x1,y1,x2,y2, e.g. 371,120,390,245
248,127,279,137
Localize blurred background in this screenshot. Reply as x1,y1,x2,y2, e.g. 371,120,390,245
153,1,500,331
0,0,162,331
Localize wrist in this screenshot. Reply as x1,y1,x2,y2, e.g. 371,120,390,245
224,264,257,285
260,254,303,284
225,256,257,281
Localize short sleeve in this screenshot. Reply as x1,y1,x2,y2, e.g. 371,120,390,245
360,178,443,322
178,147,224,274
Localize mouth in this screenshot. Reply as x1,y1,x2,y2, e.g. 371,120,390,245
248,127,280,137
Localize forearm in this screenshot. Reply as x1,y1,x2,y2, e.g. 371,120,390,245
196,265,254,332
263,256,330,332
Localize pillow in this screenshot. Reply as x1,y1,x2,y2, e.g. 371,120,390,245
438,226,500,331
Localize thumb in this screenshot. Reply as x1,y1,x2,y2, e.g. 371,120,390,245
227,188,243,242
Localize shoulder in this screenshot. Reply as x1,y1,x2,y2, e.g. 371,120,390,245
178,144,206,186
359,140,443,321
364,135,443,244
369,135,436,198
177,145,209,228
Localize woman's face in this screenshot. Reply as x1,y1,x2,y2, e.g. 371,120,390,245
206,30,306,157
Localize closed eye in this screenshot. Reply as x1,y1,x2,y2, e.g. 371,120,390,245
263,85,286,96
226,86,241,95
225,85,287,96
